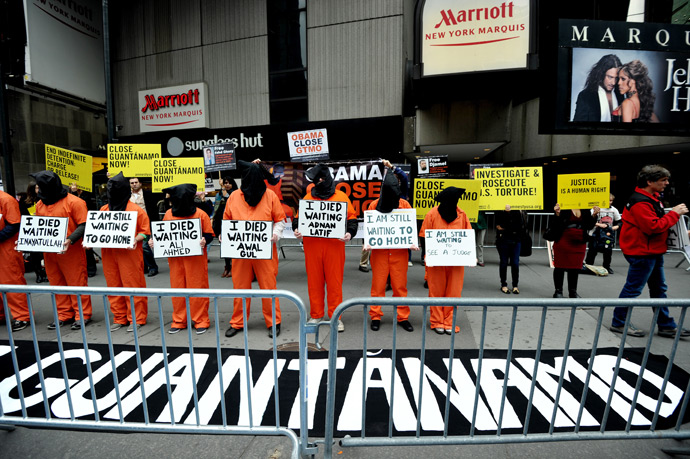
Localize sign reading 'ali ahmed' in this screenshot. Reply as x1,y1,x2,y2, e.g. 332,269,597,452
138,83,208,133
420,0,531,75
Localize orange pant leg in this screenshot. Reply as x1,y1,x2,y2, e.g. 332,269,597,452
323,241,345,318
58,245,92,320
169,257,189,328
272,242,279,276
185,255,210,328
428,266,463,331
0,243,29,321
369,250,389,320
43,252,76,321
102,248,128,324
304,238,326,319
388,250,410,321
254,258,280,327
230,258,254,328
104,247,148,325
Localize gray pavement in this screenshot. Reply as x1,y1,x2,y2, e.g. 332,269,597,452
2,244,690,457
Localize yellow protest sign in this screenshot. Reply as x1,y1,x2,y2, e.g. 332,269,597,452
413,179,482,222
557,173,610,210
474,167,543,210
152,157,205,192
108,144,161,178
45,144,92,192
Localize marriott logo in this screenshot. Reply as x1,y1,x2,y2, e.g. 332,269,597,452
434,1,515,28
141,89,201,113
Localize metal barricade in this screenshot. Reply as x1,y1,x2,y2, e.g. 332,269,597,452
0,285,316,459
319,297,690,457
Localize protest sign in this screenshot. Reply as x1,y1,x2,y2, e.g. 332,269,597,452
108,144,161,178
83,211,137,248
151,219,202,257
667,214,690,251
288,129,329,162
203,142,236,172
413,179,481,222
475,167,543,210
16,215,68,253
45,144,92,192
557,173,610,210
152,158,205,192
220,220,273,259
424,229,476,267
298,200,346,238
417,156,448,177
363,208,418,249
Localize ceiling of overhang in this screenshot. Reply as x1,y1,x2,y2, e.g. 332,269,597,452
406,142,506,164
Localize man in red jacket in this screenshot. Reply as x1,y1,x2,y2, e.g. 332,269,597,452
610,165,688,338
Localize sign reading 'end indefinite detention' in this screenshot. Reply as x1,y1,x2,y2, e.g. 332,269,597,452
425,229,476,267
17,215,68,253
151,219,202,258
298,200,346,238
220,220,273,259
84,211,137,249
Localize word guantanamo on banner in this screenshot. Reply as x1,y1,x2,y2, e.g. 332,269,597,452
414,179,481,222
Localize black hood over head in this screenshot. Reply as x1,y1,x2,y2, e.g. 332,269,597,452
435,186,465,224
30,170,68,205
163,184,197,217
376,170,401,214
238,160,267,207
107,172,131,211
306,164,335,200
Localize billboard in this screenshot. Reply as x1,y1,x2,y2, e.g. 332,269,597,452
550,19,690,134
138,83,208,133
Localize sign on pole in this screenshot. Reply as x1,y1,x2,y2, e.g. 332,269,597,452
203,142,236,172
108,144,161,178
557,173,610,210
151,219,202,257
287,129,329,162
424,229,476,267
152,158,206,193
363,208,418,249
45,144,93,192
16,215,68,253
220,220,273,259
298,200,346,238
83,211,137,248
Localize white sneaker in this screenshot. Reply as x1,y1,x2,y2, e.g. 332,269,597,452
408,261,413,267
338,320,345,332
307,317,322,325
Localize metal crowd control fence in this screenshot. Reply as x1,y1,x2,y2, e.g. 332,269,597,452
320,297,690,458
0,285,316,459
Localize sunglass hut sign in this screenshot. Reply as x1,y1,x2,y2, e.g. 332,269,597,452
139,83,208,133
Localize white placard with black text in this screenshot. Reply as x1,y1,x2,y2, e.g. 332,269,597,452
16,215,69,253
424,229,476,267
298,200,346,239
151,219,202,258
363,208,418,249
220,220,273,259
84,211,137,248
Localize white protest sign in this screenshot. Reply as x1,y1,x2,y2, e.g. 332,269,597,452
84,211,137,248
298,200,346,238
363,208,418,249
667,212,690,251
220,220,273,259
282,217,295,239
17,215,68,253
151,218,202,258
424,229,476,267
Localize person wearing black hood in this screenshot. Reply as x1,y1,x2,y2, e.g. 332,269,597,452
364,166,418,332
31,170,93,330
419,187,471,335
293,164,358,332
152,183,215,334
223,160,286,338
90,172,151,332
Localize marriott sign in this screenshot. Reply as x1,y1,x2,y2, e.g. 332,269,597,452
138,83,209,133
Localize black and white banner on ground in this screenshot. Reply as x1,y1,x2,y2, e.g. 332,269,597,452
220,220,273,259
298,200,346,238
2,342,689,437
84,211,137,249
151,219,202,258
363,209,418,249
16,216,68,253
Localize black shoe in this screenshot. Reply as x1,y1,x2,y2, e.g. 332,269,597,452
424,281,428,289
87,269,97,278
11,320,29,332
398,320,414,332
168,326,186,334
358,265,370,273
553,290,563,298
569,291,581,298
36,273,48,283
225,327,243,337
147,269,158,277
47,318,75,330
195,327,208,335
268,324,280,338
370,320,380,331
386,283,392,291
605,267,614,274
71,318,92,330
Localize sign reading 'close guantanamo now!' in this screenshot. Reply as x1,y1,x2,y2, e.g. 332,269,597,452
108,144,161,178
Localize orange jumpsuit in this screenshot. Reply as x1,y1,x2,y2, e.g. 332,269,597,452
36,194,92,321
368,198,411,322
0,191,28,322
100,202,150,326
419,207,471,332
163,208,214,329
274,203,294,276
224,189,285,329
299,190,357,319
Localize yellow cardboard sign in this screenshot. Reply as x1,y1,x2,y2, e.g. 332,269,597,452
45,144,93,192
413,179,481,222
108,144,161,178
557,173,610,210
474,167,543,210
152,157,205,193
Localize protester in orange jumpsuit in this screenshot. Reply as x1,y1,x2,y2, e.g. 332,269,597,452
91,173,150,332
31,171,92,330
0,190,29,331
152,184,214,334
419,187,471,335
224,160,286,338
293,165,358,332
364,169,417,332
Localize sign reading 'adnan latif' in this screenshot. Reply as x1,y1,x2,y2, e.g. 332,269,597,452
138,83,208,133
420,0,531,75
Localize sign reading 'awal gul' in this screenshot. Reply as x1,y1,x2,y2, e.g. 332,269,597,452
16,216,68,253
45,144,93,193
421,0,531,76
108,144,161,178
220,220,273,259
475,167,543,210
139,83,208,133
151,219,202,258
557,173,610,210
152,158,206,193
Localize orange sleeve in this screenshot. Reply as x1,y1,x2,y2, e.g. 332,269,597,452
70,195,88,225
367,199,378,211
399,199,412,209
420,211,432,237
270,192,286,223
1,193,21,224
137,206,151,235
200,211,214,236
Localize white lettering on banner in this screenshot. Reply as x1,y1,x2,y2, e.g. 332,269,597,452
138,83,208,133
16,215,69,253
363,209,418,249
151,219,202,258
425,229,476,267
298,200,347,239
84,211,137,249
220,220,273,260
